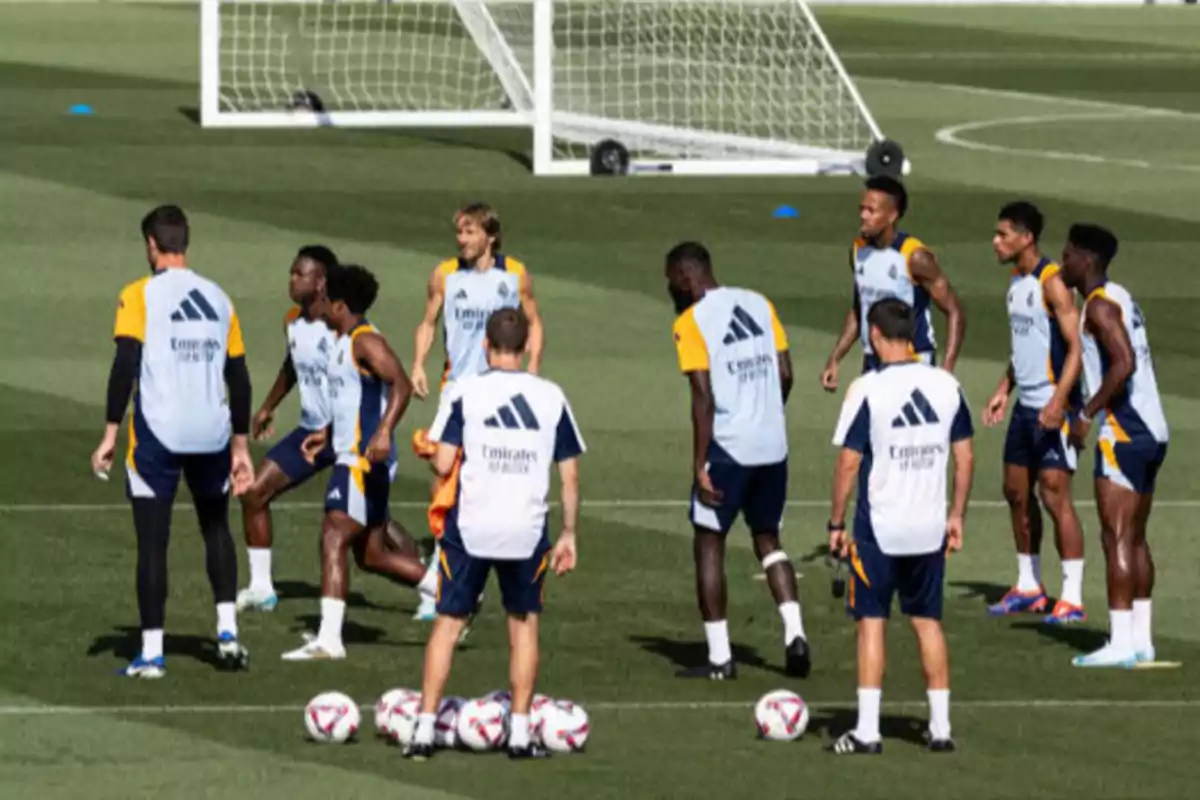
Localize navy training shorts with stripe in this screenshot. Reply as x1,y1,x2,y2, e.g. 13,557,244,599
847,538,946,621
266,425,336,484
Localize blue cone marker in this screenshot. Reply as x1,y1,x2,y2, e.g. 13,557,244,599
68,104,94,115
772,204,799,219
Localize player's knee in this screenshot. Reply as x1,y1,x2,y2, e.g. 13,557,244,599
1037,478,1070,513
1001,480,1028,508
760,549,790,572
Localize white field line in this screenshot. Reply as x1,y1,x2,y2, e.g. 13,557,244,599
844,51,1200,63
0,698,1196,716
3,499,1200,513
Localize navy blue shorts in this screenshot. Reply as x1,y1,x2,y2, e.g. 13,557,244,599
690,446,787,535
862,350,935,374
126,412,229,501
1096,437,1168,495
847,538,946,621
324,461,391,527
266,426,335,484
436,534,551,617
1003,403,1076,473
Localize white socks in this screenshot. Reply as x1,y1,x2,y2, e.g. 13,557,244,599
510,713,530,749
318,597,346,649
418,564,439,598
927,689,951,740
779,602,805,645
248,547,273,593
1016,554,1042,593
854,688,882,744
1132,599,1153,653
414,712,436,745
1060,559,1084,607
1108,609,1133,653
143,629,164,661
216,602,237,637
704,620,731,665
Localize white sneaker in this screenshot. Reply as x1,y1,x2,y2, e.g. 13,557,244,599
281,637,346,661
236,586,278,612
1135,645,1156,663
1072,642,1136,669
413,592,437,622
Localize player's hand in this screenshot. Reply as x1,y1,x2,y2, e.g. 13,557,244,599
364,428,391,465
820,362,839,393
946,513,965,553
1069,416,1091,451
551,531,577,576
1038,398,1066,431
301,429,328,464
251,408,275,441
695,468,724,508
982,389,1008,427
91,429,118,479
828,528,850,559
230,435,255,496
411,366,430,400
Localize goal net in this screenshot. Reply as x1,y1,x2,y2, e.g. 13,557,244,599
201,0,890,176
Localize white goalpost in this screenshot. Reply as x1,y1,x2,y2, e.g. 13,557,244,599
200,0,899,176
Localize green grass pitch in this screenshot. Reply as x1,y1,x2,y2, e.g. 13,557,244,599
1,3,1199,798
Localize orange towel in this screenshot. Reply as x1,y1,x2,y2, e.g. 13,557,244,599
412,428,460,539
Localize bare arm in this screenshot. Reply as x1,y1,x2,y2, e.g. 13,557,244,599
260,356,296,416
1081,298,1134,421
950,438,975,520
829,448,862,526
826,288,861,368
779,350,794,404
354,332,414,442
432,442,458,477
686,371,716,479
1044,273,1084,410
910,248,965,372
558,457,579,534
412,268,444,396
520,272,545,375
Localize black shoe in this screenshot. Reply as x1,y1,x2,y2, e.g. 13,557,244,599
509,743,552,760
827,732,882,755
403,741,436,761
785,636,811,678
675,660,736,680
924,729,956,753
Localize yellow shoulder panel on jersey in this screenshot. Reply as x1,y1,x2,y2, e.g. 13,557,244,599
900,236,926,280
435,259,458,293
506,257,530,294
1085,286,1123,323
1039,262,1062,285
113,276,150,342
672,307,709,373
349,323,377,375
767,299,789,353
228,308,246,358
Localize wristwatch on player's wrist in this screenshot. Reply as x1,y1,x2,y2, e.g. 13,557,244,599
826,520,846,533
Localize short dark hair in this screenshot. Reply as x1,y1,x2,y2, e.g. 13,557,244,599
326,264,379,315
1068,223,1118,269
665,241,712,274
486,307,529,354
141,205,189,254
867,298,915,343
998,201,1044,241
296,245,338,273
864,176,908,218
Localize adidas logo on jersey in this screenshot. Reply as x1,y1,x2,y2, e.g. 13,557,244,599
722,305,765,345
170,289,221,322
891,389,940,428
497,283,510,298
327,487,342,501
455,289,468,301
484,394,540,431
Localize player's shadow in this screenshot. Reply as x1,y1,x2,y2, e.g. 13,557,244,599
948,580,1011,606
629,635,788,678
808,708,930,748
273,580,383,611
86,626,226,670
1009,621,1108,654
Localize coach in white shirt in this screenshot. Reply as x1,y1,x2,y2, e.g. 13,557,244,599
406,307,584,761
826,298,975,756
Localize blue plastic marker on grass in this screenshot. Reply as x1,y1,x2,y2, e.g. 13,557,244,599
68,104,94,115
772,205,799,219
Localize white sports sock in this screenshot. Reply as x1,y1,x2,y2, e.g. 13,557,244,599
418,563,439,597
1132,599,1153,653
143,629,164,661
248,547,273,592
216,602,237,637
414,712,437,745
1016,554,1040,592
778,601,805,644
510,713,530,749
927,689,951,740
318,598,346,649
704,620,731,665
1061,559,1084,607
1108,609,1134,652
854,688,882,744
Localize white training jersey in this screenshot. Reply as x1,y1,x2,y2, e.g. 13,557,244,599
1007,258,1080,411
114,268,244,454
832,362,974,556
1081,281,1168,444
672,286,789,466
438,254,526,384
327,320,396,468
429,369,585,560
284,306,334,431
852,233,936,356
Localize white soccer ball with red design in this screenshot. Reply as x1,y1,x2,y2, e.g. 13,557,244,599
374,688,419,736
304,691,360,744
435,696,465,748
383,693,423,745
484,689,513,711
540,700,590,753
754,689,808,741
456,697,510,751
529,694,554,743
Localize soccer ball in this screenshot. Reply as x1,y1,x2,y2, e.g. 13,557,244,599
304,691,360,744
383,693,423,745
375,688,419,736
484,689,513,710
456,697,510,751
435,696,465,748
529,694,554,743
754,689,808,741
539,700,590,753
